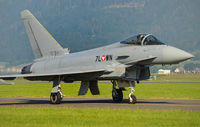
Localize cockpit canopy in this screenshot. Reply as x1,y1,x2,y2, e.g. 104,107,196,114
120,34,165,46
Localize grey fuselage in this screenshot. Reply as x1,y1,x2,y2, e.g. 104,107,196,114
26,40,193,82
18,10,194,83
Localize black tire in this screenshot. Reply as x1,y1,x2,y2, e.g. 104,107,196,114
112,89,123,103
128,95,136,104
50,92,62,104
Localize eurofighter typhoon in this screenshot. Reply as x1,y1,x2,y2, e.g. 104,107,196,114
0,10,194,104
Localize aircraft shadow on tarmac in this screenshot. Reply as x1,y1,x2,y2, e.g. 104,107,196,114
0,98,172,106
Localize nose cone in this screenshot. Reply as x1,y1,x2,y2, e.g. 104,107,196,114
162,46,194,64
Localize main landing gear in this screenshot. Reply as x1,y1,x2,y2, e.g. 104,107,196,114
111,80,137,104
50,76,64,104
111,81,123,103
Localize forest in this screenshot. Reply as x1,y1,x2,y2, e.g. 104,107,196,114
0,0,199,66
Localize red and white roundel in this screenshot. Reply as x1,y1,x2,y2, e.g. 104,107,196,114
101,55,106,61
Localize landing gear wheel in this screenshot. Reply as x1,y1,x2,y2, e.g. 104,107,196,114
50,92,62,104
128,94,136,104
112,89,123,103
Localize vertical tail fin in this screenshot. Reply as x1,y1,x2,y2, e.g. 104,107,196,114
21,10,66,59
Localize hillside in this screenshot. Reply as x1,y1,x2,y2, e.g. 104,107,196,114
0,0,200,66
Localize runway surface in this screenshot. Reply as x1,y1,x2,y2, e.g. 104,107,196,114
0,97,200,111
9,81,200,84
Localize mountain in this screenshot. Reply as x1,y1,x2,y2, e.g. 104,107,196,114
0,0,200,66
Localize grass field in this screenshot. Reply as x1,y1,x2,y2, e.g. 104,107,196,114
0,73,200,99
0,82,200,99
151,73,200,82
0,107,199,127
0,74,200,127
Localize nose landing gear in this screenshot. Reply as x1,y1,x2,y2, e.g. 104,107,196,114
128,81,136,104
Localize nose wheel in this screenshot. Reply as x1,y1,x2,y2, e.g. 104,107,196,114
129,95,136,104
128,81,136,104
128,93,137,104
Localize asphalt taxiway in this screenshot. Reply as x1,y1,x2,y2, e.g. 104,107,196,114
0,97,200,111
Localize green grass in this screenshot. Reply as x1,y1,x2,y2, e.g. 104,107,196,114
150,73,200,82
135,83,200,99
0,81,200,99
0,107,199,127
0,74,200,127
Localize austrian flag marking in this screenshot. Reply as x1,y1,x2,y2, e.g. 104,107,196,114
96,55,112,62
101,55,106,61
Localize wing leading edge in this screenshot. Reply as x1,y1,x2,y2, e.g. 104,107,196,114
125,56,157,65
0,68,107,81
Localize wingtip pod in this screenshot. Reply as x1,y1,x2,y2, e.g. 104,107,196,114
0,79,14,85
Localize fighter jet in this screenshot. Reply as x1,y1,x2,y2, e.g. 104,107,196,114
0,10,194,104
